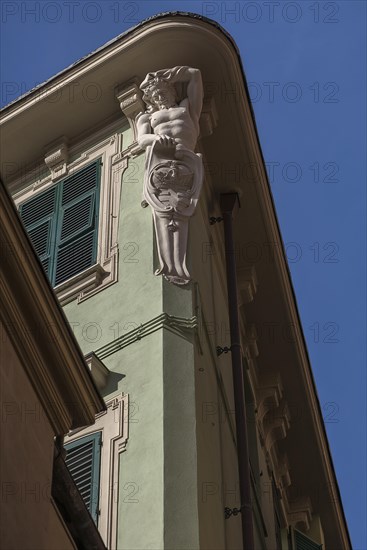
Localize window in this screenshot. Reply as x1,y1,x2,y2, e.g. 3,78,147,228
292,529,323,550
13,126,127,305
64,393,128,549
19,160,101,287
64,431,102,524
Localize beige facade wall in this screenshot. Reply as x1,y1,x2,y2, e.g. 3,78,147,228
190,192,280,549
0,320,75,550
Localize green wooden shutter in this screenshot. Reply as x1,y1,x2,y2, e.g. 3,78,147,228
294,529,323,550
54,161,101,286
18,160,101,286
19,187,58,278
64,431,102,524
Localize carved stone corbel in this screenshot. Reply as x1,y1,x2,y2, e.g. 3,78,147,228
277,454,292,489
287,497,313,531
238,266,258,305
263,403,290,452
44,138,68,181
199,96,218,138
244,323,259,359
116,82,145,145
256,373,283,424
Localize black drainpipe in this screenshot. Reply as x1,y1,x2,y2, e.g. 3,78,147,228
220,193,254,550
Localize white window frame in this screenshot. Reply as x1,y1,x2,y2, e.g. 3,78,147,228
64,393,128,550
12,120,128,305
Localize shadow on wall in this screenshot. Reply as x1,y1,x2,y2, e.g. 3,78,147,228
101,372,125,398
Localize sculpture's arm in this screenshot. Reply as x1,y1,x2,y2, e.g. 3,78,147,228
136,112,156,149
148,66,203,121
185,67,203,122
170,66,203,122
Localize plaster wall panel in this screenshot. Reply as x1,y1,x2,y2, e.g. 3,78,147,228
0,321,75,550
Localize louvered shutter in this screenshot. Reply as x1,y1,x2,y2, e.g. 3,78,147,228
54,161,100,286
19,160,101,286
64,431,102,524
19,187,57,278
294,529,323,550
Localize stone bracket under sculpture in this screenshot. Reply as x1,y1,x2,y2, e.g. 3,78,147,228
136,66,204,285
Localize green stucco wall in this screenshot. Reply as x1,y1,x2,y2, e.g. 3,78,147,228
61,125,276,550
63,132,200,549
64,145,166,548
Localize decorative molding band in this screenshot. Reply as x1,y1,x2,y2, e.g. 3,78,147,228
96,313,198,360
10,121,124,196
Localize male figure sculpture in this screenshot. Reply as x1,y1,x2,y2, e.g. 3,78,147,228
137,66,203,285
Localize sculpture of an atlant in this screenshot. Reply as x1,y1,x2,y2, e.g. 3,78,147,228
136,66,203,285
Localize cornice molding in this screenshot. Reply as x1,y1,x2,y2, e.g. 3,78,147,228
243,86,350,546
0,14,227,121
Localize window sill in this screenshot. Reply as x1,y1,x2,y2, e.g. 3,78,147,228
55,263,109,306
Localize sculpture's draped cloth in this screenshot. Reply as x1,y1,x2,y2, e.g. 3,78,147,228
136,66,204,285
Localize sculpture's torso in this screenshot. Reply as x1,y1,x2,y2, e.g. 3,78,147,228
150,103,198,151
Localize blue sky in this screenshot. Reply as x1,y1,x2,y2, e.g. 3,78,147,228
1,1,366,547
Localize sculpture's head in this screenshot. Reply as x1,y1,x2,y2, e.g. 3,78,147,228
141,77,177,111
